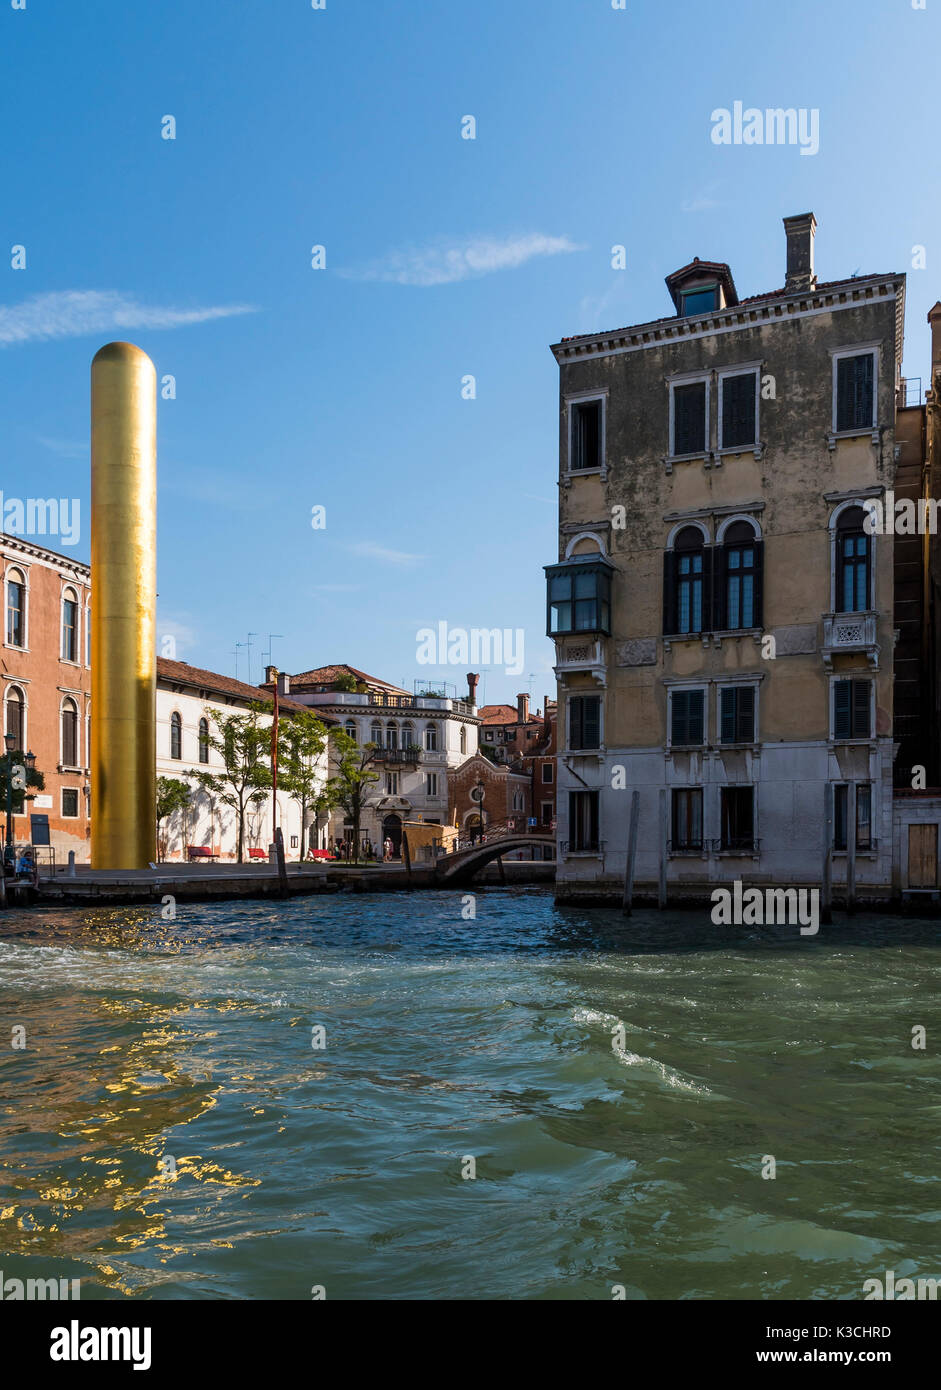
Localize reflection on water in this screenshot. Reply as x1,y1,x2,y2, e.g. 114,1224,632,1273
0,890,938,1300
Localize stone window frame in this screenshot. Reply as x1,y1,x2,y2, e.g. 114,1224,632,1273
716,361,763,456
828,341,881,446
4,681,27,752
828,673,877,746
663,679,709,753
563,389,608,482
667,369,711,464
60,584,82,666
828,496,877,615
4,562,29,652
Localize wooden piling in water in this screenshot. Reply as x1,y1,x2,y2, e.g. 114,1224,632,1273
658,788,667,910
822,782,833,923
622,789,640,916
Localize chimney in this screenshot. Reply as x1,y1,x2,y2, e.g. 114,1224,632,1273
783,212,817,293
264,664,277,687
466,672,479,707
517,693,530,723
278,672,290,696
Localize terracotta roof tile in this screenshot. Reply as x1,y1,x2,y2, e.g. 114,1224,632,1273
157,658,317,715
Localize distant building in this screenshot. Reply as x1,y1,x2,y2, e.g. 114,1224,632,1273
477,693,557,830
448,752,532,844
157,659,334,861
284,664,480,856
2,538,91,861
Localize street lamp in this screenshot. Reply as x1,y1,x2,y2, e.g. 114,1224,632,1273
475,777,485,844
3,730,17,857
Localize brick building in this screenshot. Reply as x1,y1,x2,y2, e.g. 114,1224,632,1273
2,538,91,861
477,694,558,830
448,751,531,841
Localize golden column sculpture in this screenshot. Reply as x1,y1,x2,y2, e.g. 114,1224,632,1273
90,342,157,869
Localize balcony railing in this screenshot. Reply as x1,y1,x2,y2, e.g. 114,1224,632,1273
560,839,605,856
822,612,879,668
372,745,423,764
553,638,606,685
709,837,761,855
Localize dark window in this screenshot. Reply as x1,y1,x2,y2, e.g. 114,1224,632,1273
672,381,707,455
5,687,24,748
672,788,703,850
718,521,760,630
569,696,601,750
721,371,757,449
720,686,756,744
547,563,611,636
836,353,875,432
7,575,25,647
541,801,553,825
834,783,873,851
680,286,718,317
62,788,79,818
541,763,553,783
833,680,871,740
62,596,78,661
570,400,602,471
836,507,870,613
61,699,78,766
671,689,704,745
198,717,209,764
568,790,599,851
720,786,754,851
663,527,708,636
170,711,182,760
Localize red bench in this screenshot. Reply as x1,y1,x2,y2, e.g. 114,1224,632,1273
247,847,268,860
187,845,219,861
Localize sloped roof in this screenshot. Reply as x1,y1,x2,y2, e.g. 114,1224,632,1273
289,663,409,695
157,658,313,714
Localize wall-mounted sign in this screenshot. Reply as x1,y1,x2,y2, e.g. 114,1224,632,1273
32,795,53,809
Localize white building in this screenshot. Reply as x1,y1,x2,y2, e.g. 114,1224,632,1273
156,658,332,861
282,664,480,855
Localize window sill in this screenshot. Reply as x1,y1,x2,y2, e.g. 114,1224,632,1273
717,742,761,752
567,746,603,756
663,451,710,475
3,643,29,654
716,442,763,459
827,427,879,450
561,467,606,486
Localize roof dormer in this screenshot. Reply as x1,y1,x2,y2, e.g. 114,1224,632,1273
665,258,738,317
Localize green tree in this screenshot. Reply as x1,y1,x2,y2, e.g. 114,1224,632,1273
277,709,331,860
333,671,358,692
0,752,45,848
156,776,192,861
328,729,380,861
190,704,273,862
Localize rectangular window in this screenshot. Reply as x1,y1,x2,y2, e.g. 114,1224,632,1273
680,286,718,316
833,680,871,740
568,790,599,851
62,788,79,818
671,788,703,851
386,772,398,795
671,689,705,746
62,598,78,661
425,772,438,796
569,696,601,750
720,686,756,744
720,371,757,450
672,381,707,456
720,786,755,851
835,352,875,432
7,581,25,648
541,801,553,825
834,783,874,851
570,399,603,472
541,763,553,784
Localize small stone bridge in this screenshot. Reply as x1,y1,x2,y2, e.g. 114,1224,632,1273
433,834,556,885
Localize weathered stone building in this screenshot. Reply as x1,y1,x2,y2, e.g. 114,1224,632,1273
548,212,940,905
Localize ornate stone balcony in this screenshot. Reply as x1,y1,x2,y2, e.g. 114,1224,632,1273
553,637,607,687
822,611,880,669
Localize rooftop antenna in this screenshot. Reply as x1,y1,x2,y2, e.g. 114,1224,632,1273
244,631,258,686
262,633,284,673
232,646,240,681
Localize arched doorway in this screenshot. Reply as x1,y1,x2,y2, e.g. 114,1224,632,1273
382,813,402,858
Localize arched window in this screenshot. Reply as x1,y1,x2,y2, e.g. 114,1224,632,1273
61,588,79,662
718,520,762,631
401,722,414,751
370,721,382,746
836,506,870,613
170,711,182,760
344,719,357,742
61,697,79,766
385,721,398,750
460,725,467,755
5,686,25,748
424,723,438,752
6,569,26,648
198,717,209,764
664,526,707,636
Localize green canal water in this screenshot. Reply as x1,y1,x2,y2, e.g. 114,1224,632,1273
0,888,938,1300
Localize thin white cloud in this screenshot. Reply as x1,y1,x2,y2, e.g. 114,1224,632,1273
34,435,87,459
348,541,424,566
341,233,583,287
0,290,257,346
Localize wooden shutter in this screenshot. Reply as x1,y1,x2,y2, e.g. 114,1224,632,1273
834,681,851,739
738,686,755,741
853,680,870,738
662,551,676,635
702,545,714,634
751,540,764,627
569,697,583,750
583,697,601,749
712,542,727,630
720,687,735,743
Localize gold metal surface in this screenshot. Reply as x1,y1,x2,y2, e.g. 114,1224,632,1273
90,342,157,869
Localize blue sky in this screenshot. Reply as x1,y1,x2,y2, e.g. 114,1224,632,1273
2,0,938,707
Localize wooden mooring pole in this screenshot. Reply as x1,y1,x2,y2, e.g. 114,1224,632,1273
622,789,640,916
